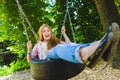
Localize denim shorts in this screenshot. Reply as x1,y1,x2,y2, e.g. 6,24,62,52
47,42,92,63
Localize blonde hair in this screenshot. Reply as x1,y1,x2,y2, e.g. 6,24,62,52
38,24,60,50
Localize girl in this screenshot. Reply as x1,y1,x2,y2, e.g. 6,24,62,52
27,23,119,67
27,24,71,62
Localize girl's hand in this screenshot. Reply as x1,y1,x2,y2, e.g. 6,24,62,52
61,25,66,35
27,41,32,52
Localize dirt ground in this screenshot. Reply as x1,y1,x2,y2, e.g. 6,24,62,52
0,61,120,80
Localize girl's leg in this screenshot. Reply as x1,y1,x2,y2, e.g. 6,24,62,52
80,41,101,61
47,43,89,63
80,32,113,62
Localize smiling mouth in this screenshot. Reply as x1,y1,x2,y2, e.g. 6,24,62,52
44,34,51,38
45,35,49,37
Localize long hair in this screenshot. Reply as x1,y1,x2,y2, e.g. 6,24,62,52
38,24,60,50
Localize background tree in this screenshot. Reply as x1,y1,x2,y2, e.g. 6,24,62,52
94,0,120,68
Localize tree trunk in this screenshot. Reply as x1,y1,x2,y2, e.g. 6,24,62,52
94,0,120,69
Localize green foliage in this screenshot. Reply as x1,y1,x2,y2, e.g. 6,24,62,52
0,58,29,76
10,58,29,72
0,66,11,76
115,0,120,14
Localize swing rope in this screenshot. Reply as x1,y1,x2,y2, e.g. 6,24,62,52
16,0,29,41
15,0,38,42
60,0,68,40
67,7,76,42
61,0,76,42
62,0,68,25
22,19,30,41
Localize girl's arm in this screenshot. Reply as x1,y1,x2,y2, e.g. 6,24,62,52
27,41,39,63
27,41,32,63
61,25,71,43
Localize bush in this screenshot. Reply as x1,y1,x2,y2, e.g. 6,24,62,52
0,66,11,76
10,58,30,72
0,58,30,76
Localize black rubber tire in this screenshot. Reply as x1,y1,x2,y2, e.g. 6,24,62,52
30,58,86,80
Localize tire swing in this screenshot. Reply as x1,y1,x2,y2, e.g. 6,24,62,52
15,0,86,80
31,57,85,80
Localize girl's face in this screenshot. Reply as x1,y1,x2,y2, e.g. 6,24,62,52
42,27,51,41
